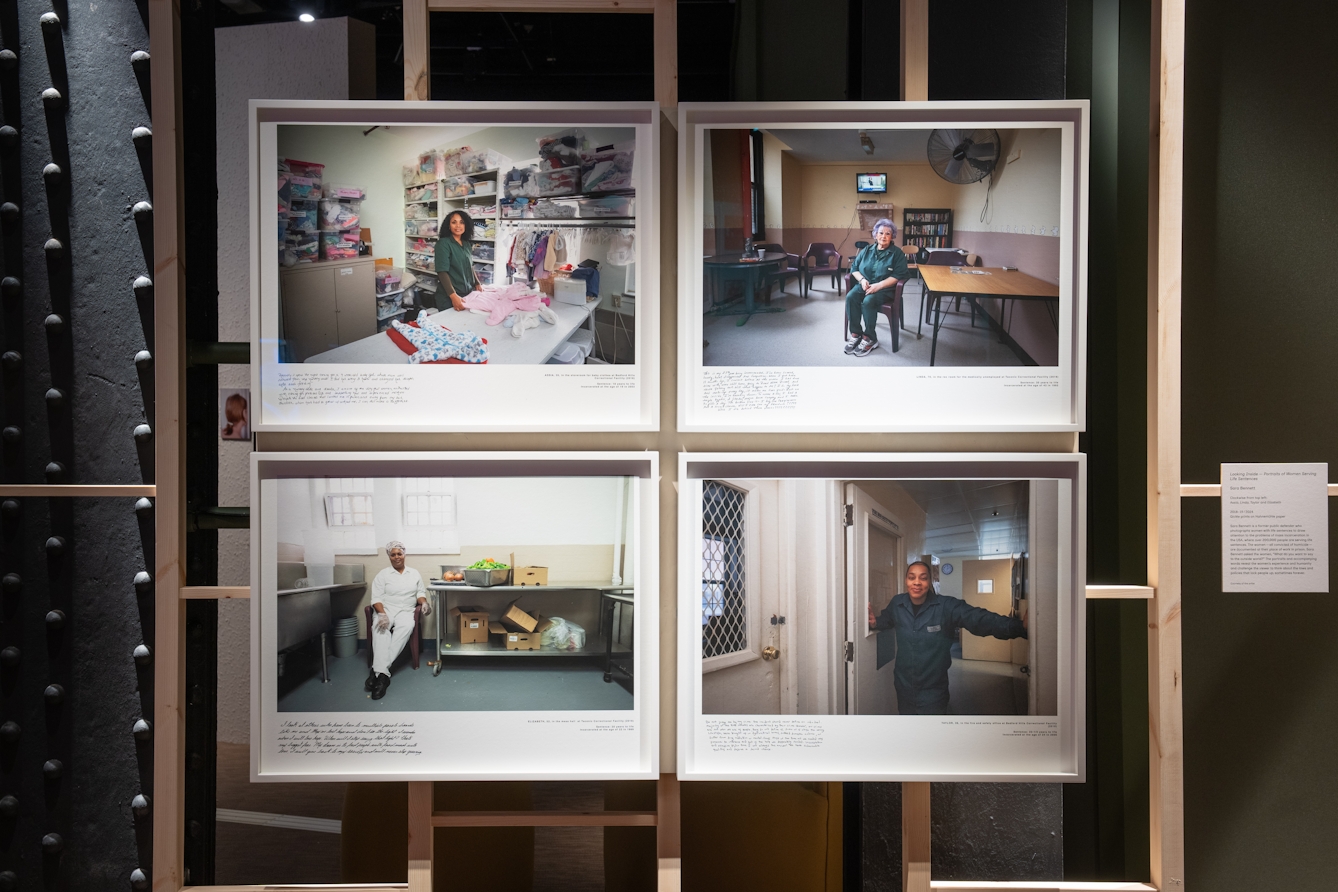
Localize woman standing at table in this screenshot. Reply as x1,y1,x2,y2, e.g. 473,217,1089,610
845,218,909,357
433,209,481,312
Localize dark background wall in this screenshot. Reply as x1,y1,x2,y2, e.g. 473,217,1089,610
1181,1,1338,890
0,1,156,889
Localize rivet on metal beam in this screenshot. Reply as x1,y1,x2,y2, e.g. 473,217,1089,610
132,719,151,741
131,794,150,816
41,88,63,111
44,462,65,484
2,427,20,445
134,497,153,517
0,203,18,229
0,502,17,521
45,388,65,409
133,423,152,443
0,722,18,744
40,832,63,854
2,351,21,373
132,200,152,223
129,868,148,891
42,163,62,188
0,795,17,817
42,759,62,780
132,126,151,149
134,350,152,371
0,278,20,300
133,571,152,595
132,644,151,666
0,646,19,667
130,51,150,72
45,535,66,556
43,314,64,335
43,684,64,705
0,573,19,594
0,127,14,153
39,13,62,34
0,50,16,72
44,609,64,629
43,237,64,261
132,275,153,301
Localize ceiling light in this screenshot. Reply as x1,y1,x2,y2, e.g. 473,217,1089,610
859,130,874,155
299,12,315,22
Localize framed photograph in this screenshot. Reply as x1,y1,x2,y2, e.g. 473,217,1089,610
677,452,1085,781
677,102,1089,432
251,452,658,780
250,101,658,432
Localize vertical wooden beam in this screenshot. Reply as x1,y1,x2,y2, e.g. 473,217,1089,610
1148,0,1186,889
407,781,434,892
149,0,187,889
656,774,681,891
404,0,430,100
901,781,931,892
654,0,677,107
899,0,929,101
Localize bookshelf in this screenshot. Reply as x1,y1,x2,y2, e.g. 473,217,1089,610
902,208,953,249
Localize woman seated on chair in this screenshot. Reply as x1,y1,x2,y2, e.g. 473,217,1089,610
365,541,431,700
844,219,909,357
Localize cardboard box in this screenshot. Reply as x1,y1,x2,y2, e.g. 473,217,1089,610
501,600,540,632
513,566,549,586
499,616,553,650
449,605,491,643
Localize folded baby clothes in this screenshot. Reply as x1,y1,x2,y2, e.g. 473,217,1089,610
460,282,545,325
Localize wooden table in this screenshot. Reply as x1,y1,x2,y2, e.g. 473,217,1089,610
703,251,787,326
916,266,1060,366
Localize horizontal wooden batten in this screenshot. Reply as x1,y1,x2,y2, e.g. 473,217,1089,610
431,810,657,827
1181,482,1338,497
427,0,652,11
181,586,251,600
1085,585,1155,599
180,886,408,892
931,883,1158,891
0,484,156,497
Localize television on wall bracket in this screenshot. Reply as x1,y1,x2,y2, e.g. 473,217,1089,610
856,172,887,193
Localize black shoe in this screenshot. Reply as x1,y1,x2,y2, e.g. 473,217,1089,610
364,669,377,692
853,337,879,357
370,672,391,700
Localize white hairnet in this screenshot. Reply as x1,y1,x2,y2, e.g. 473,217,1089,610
385,540,407,554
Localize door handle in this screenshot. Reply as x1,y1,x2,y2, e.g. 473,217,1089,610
761,645,780,661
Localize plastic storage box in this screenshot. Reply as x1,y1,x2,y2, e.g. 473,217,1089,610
325,183,366,200
405,219,439,237
285,159,324,181
320,230,360,261
577,195,634,218
440,175,472,198
536,166,582,197
284,231,319,265
581,141,636,192
288,177,320,201
286,204,319,231
461,148,507,173
406,237,435,256
319,199,361,230
405,182,437,203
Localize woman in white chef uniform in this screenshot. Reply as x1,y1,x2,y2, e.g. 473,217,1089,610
365,540,431,700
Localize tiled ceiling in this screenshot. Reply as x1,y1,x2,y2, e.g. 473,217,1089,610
892,479,1030,558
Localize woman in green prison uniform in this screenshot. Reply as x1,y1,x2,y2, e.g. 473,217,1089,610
433,209,480,312
844,218,909,357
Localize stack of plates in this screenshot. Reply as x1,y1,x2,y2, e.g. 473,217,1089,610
332,616,360,658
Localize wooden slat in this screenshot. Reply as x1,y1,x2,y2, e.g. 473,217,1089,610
184,887,408,891
431,810,656,827
1182,482,1338,497
657,774,681,890
407,782,433,892
428,0,653,10
902,781,931,892
1086,585,1155,600
899,0,929,102
1149,0,1187,889
403,0,429,101
930,884,1158,891
653,0,677,107
181,586,251,600
149,0,187,890
0,484,156,497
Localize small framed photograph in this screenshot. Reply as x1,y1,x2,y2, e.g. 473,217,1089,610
677,452,1085,781
251,451,658,780
678,101,1088,432
250,101,658,432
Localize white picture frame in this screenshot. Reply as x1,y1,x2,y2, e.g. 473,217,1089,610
250,101,660,432
251,451,659,781
677,452,1086,782
678,101,1089,432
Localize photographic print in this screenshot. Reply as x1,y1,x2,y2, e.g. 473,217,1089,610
678,102,1088,432
251,102,658,431
678,453,1084,781
251,452,657,780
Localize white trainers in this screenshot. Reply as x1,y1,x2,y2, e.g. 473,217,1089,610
844,334,862,354
853,338,879,357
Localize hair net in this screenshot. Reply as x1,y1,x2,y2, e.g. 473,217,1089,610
385,540,407,554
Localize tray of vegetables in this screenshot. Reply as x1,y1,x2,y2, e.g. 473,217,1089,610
464,558,512,587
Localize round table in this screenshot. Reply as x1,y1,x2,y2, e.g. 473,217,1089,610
703,251,787,326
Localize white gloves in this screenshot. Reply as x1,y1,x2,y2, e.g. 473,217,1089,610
374,611,390,633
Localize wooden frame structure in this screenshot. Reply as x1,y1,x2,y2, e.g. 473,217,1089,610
130,0,1198,889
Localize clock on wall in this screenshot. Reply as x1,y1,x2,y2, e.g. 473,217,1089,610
942,563,953,575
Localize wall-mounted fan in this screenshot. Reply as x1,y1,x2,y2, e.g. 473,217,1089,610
927,129,1001,184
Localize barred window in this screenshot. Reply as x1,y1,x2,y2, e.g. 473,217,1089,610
702,480,748,658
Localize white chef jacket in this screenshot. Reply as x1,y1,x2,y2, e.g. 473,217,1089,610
371,565,426,614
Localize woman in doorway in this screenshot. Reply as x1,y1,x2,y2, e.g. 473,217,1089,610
844,218,909,357
433,209,481,312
